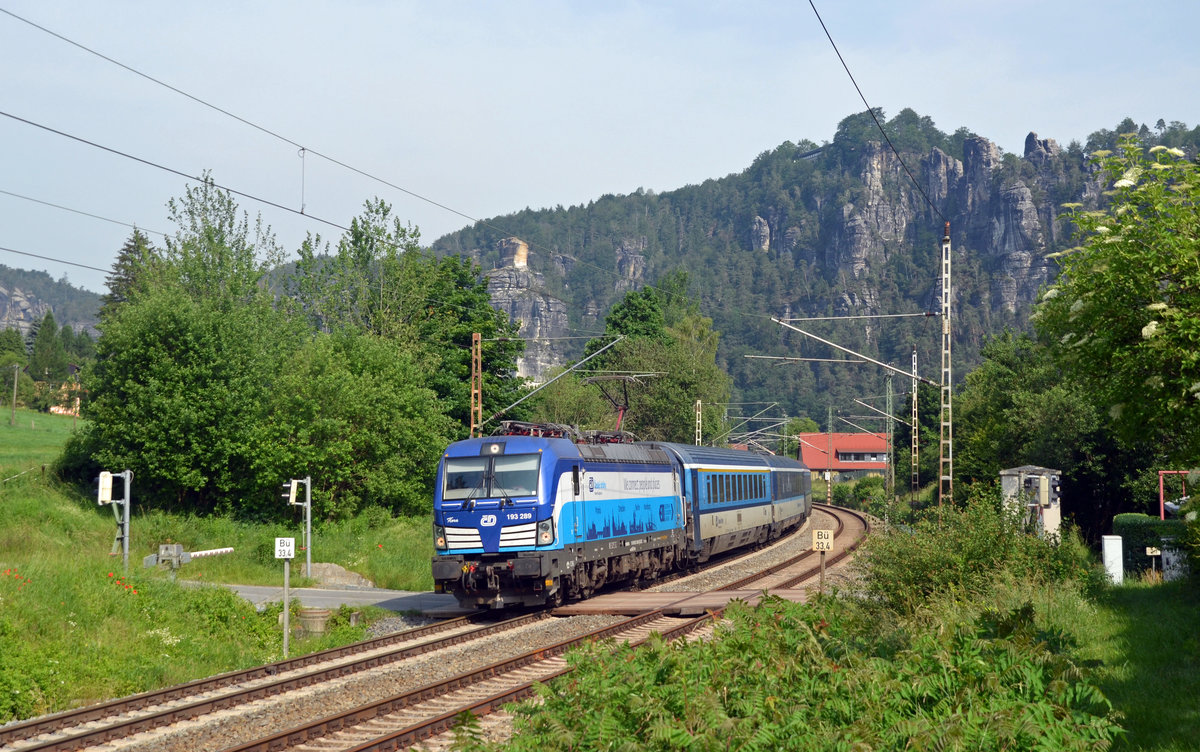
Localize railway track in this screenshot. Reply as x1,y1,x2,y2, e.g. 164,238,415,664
2,504,868,752
217,505,870,751
722,503,867,590
0,613,549,752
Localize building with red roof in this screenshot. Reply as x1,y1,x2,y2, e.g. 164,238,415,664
796,432,888,482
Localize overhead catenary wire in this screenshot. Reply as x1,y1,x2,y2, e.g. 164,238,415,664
0,189,168,238
5,4,949,361
806,0,947,225
0,110,353,237
0,245,111,275
0,8,778,328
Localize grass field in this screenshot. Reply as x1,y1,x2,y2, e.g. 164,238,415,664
1088,578,1200,751
0,410,429,722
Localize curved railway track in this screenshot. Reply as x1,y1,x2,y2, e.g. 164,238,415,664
722,503,867,590
2,504,868,752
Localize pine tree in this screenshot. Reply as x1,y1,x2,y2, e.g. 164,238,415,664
100,228,157,320
29,311,67,382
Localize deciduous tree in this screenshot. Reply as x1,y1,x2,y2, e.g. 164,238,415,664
1036,138,1200,464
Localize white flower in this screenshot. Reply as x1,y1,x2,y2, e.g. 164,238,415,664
1150,145,1166,153
1114,178,1135,188
1190,382,1200,395
1042,287,1060,300
1146,302,1168,311
1167,147,1186,157
1144,375,1164,389
1110,403,1124,419
1142,321,1159,338
1094,226,1111,234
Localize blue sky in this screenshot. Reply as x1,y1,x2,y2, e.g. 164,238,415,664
3,1,1198,294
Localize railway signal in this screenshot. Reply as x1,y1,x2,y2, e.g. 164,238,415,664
281,477,312,577
97,469,132,573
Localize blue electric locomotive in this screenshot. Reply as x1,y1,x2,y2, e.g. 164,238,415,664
431,422,811,609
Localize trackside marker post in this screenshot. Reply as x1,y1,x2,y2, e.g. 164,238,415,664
813,528,833,593
276,537,295,657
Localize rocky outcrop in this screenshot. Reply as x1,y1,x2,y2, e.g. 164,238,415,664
750,216,770,251
440,123,1108,383
613,238,647,294
1024,132,1061,166
830,133,1066,314
0,285,50,336
485,239,571,382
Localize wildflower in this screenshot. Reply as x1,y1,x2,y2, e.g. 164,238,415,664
1144,375,1164,389
108,572,114,577
1142,321,1160,339
1110,403,1124,420
1042,287,1060,300
1147,302,1168,311
1167,147,1185,157
1150,145,1166,153
1094,226,1111,234
1113,179,1135,188
377,543,383,548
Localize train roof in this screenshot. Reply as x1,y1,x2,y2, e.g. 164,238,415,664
645,442,808,471
442,435,673,465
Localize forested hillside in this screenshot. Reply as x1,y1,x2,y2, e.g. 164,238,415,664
0,264,101,335
432,110,1200,427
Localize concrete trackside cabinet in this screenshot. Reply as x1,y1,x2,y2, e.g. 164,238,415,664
1102,535,1123,585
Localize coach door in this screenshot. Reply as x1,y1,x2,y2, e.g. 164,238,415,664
572,464,582,537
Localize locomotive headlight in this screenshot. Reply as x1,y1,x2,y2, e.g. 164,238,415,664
537,519,554,545
434,525,447,550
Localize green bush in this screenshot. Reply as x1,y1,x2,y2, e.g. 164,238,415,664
462,596,1121,751
857,486,1100,613
1111,513,1187,575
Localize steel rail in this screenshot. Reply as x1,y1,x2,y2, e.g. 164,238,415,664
4,612,548,752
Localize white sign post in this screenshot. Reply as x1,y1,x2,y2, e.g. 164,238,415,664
276,537,295,657
813,529,833,593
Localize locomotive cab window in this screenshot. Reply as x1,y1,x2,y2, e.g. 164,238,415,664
493,454,539,496
442,454,541,500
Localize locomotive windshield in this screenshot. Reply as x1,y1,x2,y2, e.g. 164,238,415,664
442,453,540,500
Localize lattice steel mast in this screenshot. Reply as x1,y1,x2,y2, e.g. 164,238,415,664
938,223,954,510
